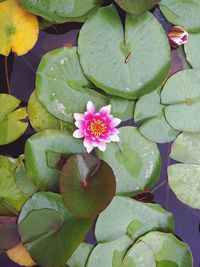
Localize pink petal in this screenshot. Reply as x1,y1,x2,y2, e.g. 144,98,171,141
74,113,84,120
111,118,121,127
73,129,84,138
87,101,96,114
84,137,94,153
110,135,120,142
75,120,84,128
98,142,107,152
99,105,111,115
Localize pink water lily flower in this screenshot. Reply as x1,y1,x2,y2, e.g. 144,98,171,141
73,101,121,153
168,26,189,48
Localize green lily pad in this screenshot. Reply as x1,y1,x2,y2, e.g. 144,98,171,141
139,231,193,267
184,32,200,69
134,89,179,143
60,154,115,218
25,129,85,191
97,126,161,196
109,96,135,121
170,132,200,164
161,70,200,133
28,91,74,132
0,94,28,145
18,0,103,23
66,243,93,267
86,236,133,267
115,0,160,16
36,47,109,123
0,216,20,250
121,241,156,267
159,0,200,33
0,155,30,215
18,192,93,267
95,196,174,243
78,5,171,99
168,164,200,209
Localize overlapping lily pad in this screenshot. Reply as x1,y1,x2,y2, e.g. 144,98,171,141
115,0,160,16
60,154,116,218
25,129,85,191
109,96,135,121
134,89,179,143
0,94,28,145
18,192,93,267
97,126,161,196
0,155,30,215
36,47,109,123
19,0,103,23
28,91,74,132
95,196,174,243
185,32,200,69
159,0,200,32
161,70,200,133
66,243,93,267
78,5,171,99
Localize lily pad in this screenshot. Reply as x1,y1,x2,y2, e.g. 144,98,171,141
25,129,85,191
0,94,28,145
28,91,74,132
109,96,135,121
66,243,93,267
78,5,171,99
60,154,116,218
134,89,179,143
86,236,133,267
0,0,39,56
19,0,103,23
170,132,200,164
168,164,200,210
159,0,200,32
161,70,200,133
36,47,109,123
0,216,20,250
18,192,93,267
138,231,193,267
95,196,174,243
184,32,200,69
0,155,29,215
115,0,160,16
97,126,161,196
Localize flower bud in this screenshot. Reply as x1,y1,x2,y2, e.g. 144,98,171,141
168,26,189,48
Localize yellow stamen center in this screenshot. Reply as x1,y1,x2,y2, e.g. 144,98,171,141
89,119,107,137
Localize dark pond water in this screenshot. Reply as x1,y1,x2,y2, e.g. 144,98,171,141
0,5,199,267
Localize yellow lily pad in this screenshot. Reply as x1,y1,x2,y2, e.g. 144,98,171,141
7,243,36,267
0,0,39,56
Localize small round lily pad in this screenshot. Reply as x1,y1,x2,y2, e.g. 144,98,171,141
0,94,28,145
97,126,161,196
159,0,200,32
18,192,93,267
36,47,109,123
115,0,160,16
18,0,103,23
78,5,171,99
184,32,200,69
161,70,200,133
109,96,135,121
134,89,179,143
60,154,116,218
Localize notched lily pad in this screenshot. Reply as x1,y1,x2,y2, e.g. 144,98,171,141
60,153,116,218
78,5,171,99
161,70,200,133
134,89,179,143
97,126,161,196
115,0,160,16
19,0,103,23
36,47,109,123
0,94,28,145
18,192,93,267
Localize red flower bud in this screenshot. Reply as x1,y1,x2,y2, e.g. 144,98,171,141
168,26,189,48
